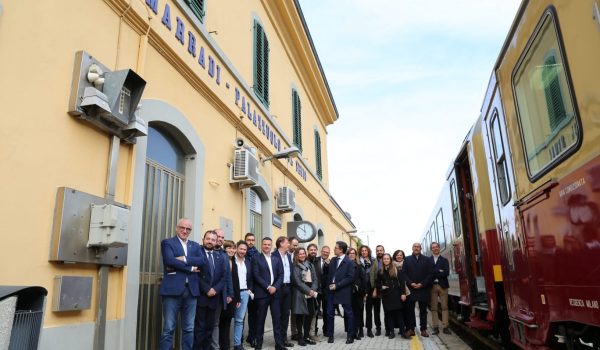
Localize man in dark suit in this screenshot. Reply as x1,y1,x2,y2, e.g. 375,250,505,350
313,245,330,337
306,243,321,340
244,232,259,347
194,230,229,350
325,241,355,344
159,218,203,350
430,242,451,335
275,236,295,348
252,237,285,350
403,242,434,337
211,228,233,350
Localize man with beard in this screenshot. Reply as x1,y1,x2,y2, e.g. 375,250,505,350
210,228,233,350
194,230,229,350
244,232,259,347
313,245,330,336
306,243,320,341
369,245,385,336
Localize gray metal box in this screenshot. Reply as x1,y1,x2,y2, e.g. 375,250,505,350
49,187,129,266
52,276,93,312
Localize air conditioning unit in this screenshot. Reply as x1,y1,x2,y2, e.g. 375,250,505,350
229,148,259,187
277,186,296,212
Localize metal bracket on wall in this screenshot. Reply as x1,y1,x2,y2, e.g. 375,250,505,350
49,187,129,266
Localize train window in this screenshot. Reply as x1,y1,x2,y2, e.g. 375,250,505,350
490,110,511,204
512,9,580,180
450,179,461,238
436,209,446,250
430,222,437,246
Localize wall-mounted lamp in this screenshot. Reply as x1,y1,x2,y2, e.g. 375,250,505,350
261,146,301,164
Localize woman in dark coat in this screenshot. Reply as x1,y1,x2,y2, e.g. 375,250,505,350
291,247,318,346
392,249,409,337
219,240,241,350
376,253,408,339
347,248,367,340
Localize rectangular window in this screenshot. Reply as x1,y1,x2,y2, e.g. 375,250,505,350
436,209,446,250
292,90,302,151
185,0,205,22
254,21,269,106
314,130,322,179
490,111,511,204
450,179,461,237
512,10,580,179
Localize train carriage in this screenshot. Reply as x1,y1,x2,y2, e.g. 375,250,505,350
422,1,600,349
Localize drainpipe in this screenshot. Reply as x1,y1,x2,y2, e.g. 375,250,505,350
93,135,120,350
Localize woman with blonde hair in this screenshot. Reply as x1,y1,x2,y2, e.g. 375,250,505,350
376,253,408,339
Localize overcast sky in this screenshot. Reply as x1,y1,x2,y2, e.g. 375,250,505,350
299,0,522,254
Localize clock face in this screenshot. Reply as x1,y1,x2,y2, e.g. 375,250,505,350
296,223,314,241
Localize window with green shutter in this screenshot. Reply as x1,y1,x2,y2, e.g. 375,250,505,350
185,0,205,22
292,89,302,151
314,130,322,180
254,21,269,106
542,54,566,131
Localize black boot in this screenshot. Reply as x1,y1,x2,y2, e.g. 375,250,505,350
367,329,374,338
358,328,364,339
388,331,395,339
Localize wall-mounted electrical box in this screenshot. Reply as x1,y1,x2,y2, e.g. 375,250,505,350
52,276,93,312
88,204,129,248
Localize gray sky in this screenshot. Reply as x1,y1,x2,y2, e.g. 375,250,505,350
300,0,522,254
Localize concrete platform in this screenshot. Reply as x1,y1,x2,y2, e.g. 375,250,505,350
255,312,471,350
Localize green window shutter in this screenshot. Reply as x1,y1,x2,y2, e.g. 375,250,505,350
292,90,302,151
262,36,269,104
254,22,264,99
315,130,322,180
542,55,566,130
185,0,205,22
253,22,269,106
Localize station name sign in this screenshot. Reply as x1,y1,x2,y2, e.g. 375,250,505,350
145,0,308,181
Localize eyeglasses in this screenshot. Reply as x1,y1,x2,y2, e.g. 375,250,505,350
177,226,192,232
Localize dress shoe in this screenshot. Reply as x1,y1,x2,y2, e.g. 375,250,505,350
432,327,439,335
346,337,354,344
254,341,262,350
443,327,451,335
388,332,395,339
284,341,295,347
328,336,334,343
291,334,299,341
358,328,364,338
401,332,410,339
408,329,416,336
297,339,306,346
375,329,381,336
421,329,429,337
367,329,374,338
304,338,317,345
309,335,319,342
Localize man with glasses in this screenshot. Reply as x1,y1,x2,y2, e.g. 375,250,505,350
159,218,203,350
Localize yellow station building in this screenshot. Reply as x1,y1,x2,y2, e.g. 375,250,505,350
0,0,356,348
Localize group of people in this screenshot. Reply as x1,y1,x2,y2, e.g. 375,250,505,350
159,218,451,350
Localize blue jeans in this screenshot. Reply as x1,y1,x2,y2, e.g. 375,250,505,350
233,290,250,346
160,287,197,350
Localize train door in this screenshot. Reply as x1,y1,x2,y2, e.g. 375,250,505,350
451,151,483,313
484,83,536,341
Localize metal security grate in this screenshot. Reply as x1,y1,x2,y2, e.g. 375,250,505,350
8,310,43,350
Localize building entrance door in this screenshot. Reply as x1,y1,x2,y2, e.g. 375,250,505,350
136,125,186,350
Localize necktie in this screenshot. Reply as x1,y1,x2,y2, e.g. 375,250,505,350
208,251,215,274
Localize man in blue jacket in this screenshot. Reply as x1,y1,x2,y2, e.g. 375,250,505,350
159,218,203,350
430,242,451,335
194,230,229,350
325,241,356,344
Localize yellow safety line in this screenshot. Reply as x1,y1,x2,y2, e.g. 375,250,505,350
410,334,424,350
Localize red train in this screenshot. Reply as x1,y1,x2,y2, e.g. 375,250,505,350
420,1,600,349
